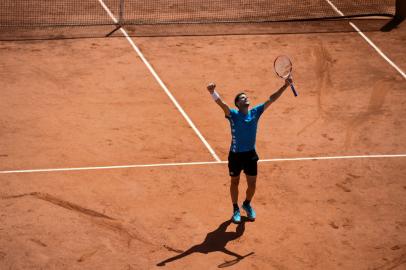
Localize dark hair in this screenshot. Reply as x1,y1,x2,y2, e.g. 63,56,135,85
234,92,246,108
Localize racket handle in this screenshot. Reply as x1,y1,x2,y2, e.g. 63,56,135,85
290,83,298,97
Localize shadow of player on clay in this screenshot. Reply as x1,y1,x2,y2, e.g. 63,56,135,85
157,217,254,268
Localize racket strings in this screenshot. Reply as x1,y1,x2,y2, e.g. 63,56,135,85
274,56,292,78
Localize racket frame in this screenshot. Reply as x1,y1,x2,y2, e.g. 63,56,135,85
274,55,298,97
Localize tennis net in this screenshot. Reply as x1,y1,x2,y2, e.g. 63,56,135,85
0,0,398,40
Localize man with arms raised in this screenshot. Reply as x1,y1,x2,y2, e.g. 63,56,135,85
207,79,291,223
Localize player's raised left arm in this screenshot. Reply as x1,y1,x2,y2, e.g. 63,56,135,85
263,78,292,111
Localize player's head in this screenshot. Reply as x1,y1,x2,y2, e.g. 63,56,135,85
234,92,250,109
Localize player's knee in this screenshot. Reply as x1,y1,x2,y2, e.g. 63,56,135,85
246,176,257,187
230,176,240,186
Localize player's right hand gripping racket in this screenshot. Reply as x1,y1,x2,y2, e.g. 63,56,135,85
274,55,298,97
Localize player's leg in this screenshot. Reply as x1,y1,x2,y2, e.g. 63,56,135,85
242,151,259,221
228,151,243,223
243,150,258,201
242,174,257,221
230,176,240,205
245,174,257,202
230,175,241,223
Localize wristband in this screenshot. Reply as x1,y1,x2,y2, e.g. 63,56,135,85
211,90,220,101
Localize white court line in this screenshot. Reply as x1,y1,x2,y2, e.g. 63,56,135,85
0,161,224,174
1,154,405,174
259,154,406,162
325,0,406,79
97,0,221,162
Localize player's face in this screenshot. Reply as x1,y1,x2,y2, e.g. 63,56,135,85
237,94,250,107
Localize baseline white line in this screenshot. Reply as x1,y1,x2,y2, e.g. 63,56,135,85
0,161,225,174
325,0,406,79
97,0,221,162
259,154,406,162
1,154,405,174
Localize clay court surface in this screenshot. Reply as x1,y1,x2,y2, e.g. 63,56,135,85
1,5,406,270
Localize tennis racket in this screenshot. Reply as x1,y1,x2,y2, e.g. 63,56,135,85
274,55,298,97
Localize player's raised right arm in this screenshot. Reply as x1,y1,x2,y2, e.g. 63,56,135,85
207,82,231,117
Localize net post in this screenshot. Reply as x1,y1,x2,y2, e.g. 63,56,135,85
381,0,405,32
395,0,406,20
119,0,124,24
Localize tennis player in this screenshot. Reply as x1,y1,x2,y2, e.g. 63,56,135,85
207,79,292,223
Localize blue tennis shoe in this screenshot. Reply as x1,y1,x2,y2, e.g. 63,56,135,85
232,208,241,223
242,203,256,221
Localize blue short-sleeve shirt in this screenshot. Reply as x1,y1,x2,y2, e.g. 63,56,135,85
227,103,265,153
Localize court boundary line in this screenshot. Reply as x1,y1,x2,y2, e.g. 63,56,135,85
325,0,406,79
97,0,221,162
1,154,405,174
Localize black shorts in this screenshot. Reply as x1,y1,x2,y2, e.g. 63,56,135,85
228,150,259,177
